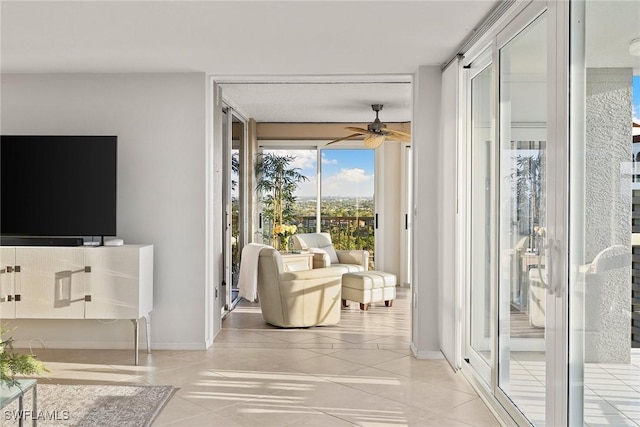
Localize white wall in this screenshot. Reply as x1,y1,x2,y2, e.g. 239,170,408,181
584,68,632,363
438,61,460,367
411,66,443,357
1,73,209,350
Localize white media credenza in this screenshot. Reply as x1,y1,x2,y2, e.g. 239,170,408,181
0,244,153,365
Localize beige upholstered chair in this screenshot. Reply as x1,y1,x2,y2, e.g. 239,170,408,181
257,247,347,327
292,232,369,272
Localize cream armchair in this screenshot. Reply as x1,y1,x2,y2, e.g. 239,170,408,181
292,232,369,272
257,247,347,327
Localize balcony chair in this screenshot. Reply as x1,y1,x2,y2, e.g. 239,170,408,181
528,244,630,333
257,247,347,327
292,232,369,272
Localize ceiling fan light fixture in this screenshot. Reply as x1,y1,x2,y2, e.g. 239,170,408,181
630,38,640,56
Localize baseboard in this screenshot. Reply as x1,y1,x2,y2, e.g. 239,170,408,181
410,343,445,359
13,340,208,351
152,342,208,351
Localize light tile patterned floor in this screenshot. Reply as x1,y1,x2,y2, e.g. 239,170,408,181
20,287,501,426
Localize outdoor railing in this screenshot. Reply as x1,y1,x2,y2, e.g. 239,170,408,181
261,215,375,268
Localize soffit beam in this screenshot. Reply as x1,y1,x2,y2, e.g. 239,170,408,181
256,122,411,141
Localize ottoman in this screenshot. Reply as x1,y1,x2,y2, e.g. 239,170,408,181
341,271,396,311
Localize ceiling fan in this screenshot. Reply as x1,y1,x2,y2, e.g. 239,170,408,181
326,104,411,148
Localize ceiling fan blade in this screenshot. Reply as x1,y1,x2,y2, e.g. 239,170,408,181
385,128,411,138
363,134,386,149
383,130,412,143
325,133,362,146
344,126,374,135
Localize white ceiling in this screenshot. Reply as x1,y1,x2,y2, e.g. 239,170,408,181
6,1,638,124
0,0,500,122
220,81,414,122
586,1,640,70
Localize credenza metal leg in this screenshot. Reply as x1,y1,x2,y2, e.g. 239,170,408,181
144,314,151,354
132,319,139,366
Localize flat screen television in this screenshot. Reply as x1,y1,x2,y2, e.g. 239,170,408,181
0,135,117,240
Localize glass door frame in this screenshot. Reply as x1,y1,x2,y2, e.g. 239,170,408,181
463,45,495,386
460,1,571,425
222,102,248,314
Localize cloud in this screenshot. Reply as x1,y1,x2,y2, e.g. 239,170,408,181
321,154,338,165
336,168,370,183
294,176,317,198
260,153,373,198
266,149,316,171
323,168,374,197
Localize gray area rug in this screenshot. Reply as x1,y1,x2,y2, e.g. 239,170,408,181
3,384,175,427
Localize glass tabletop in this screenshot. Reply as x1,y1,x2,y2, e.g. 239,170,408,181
0,379,37,408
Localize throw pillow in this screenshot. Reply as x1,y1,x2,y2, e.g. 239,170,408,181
322,244,340,264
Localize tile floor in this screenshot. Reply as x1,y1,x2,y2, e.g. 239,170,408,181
509,351,640,427
21,286,502,426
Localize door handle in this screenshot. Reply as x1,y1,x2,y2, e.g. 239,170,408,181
545,240,554,295
542,239,561,296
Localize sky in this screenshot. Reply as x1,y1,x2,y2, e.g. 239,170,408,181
266,149,375,198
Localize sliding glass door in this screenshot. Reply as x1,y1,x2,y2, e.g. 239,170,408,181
222,106,247,313
569,1,639,425
467,50,495,385
463,3,568,425
496,12,549,425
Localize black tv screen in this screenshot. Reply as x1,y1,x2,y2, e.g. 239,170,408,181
0,135,117,237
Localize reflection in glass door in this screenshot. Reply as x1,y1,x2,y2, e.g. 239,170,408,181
468,56,494,385
497,12,548,426
570,2,640,425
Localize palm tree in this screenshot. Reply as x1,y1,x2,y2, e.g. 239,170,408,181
514,154,543,250
255,153,308,240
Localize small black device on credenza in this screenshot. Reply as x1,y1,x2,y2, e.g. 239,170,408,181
0,135,117,246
